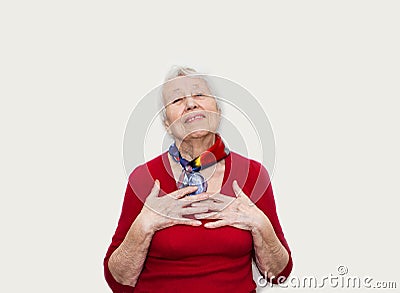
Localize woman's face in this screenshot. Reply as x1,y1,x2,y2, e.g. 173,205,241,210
162,76,221,141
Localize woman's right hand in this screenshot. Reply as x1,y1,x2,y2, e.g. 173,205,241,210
137,180,210,234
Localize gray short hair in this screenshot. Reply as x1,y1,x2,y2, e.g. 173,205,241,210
159,65,220,122
164,66,199,81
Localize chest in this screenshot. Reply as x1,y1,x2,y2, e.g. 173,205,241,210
149,224,253,260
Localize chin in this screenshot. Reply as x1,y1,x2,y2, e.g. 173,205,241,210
183,129,216,140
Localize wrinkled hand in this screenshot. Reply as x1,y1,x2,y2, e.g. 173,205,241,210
192,180,268,231
139,180,210,233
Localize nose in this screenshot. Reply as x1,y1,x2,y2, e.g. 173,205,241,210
185,95,198,111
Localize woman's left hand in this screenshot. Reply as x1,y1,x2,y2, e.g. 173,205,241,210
193,180,290,278
192,180,269,231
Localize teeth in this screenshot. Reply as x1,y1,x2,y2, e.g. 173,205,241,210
187,115,204,123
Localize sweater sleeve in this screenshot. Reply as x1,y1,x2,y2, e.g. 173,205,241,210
103,180,145,292
248,161,293,283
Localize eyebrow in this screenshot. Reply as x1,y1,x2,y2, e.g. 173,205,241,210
168,84,210,98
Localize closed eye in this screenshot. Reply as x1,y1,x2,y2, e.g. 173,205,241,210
193,93,207,98
172,97,184,104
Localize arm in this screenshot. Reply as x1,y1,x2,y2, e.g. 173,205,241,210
251,212,290,279
249,164,293,282
108,212,154,287
104,180,208,290
195,182,292,280
104,178,146,292
107,181,162,287
193,162,293,283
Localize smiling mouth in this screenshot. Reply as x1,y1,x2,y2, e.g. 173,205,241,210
185,114,206,123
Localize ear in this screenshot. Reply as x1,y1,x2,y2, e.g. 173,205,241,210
214,99,222,115
164,118,172,135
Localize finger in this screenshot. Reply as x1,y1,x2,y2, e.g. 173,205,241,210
208,192,232,204
194,197,234,210
200,195,235,211
204,219,230,229
171,185,199,199
181,192,209,202
233,181,255,206
194,211,220,220
181,206,209,215
190,202,208,207
191,201,218,210
148,180,161,198
207,192,223,199
232,180,244,198
172,219,203,227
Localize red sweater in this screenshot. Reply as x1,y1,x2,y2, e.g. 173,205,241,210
104,151,292,293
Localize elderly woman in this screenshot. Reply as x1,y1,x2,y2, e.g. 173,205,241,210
104,67,292,292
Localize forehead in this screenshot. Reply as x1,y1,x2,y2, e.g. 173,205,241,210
162,77,210,99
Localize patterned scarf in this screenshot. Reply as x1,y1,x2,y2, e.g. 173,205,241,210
168,134,230,195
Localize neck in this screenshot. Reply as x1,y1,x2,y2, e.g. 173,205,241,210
176,133,216,160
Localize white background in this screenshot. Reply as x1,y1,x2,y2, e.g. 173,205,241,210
1,1,399,292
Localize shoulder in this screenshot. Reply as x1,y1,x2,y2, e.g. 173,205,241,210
128,152,166,180
127,152,167,200
229,151,270,177
228,151,271,202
